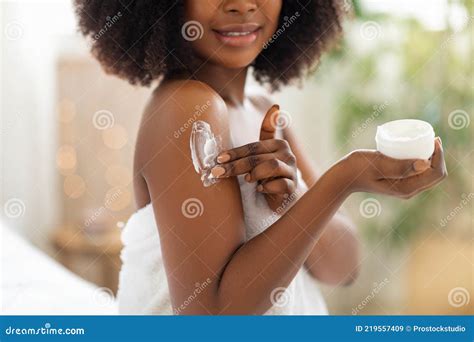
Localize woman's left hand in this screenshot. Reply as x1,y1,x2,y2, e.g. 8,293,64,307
210,105,298,210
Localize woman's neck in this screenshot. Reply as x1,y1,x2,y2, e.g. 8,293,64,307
191,63,249,108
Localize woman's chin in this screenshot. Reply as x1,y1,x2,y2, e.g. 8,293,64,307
214,54,259,70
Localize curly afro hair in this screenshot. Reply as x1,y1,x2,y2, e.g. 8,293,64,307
74,0,346,91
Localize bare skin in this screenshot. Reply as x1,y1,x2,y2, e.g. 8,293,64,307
250,94,361,285
132,1,447,314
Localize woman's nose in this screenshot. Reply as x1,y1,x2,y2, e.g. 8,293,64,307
222,0,257,14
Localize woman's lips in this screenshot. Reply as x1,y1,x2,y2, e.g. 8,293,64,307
213,26,261,47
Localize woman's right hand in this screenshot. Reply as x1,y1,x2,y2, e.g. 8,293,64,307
345,137,447,198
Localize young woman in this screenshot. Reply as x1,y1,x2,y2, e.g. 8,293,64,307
75,0,447,315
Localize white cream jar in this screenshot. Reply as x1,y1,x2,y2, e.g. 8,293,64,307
375,119,435,159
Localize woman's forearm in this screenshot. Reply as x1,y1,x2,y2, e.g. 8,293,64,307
215,157,353,314
283,125,360,285
304,212,360,285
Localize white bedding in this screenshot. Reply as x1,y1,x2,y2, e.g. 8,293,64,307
1,222,118,315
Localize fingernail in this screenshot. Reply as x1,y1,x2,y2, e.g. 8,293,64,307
283,193,289,199
437,137,442,146
413,160,430,172
257,184,263,192
211,166,225,178
245,174,251,182
217,153,230,163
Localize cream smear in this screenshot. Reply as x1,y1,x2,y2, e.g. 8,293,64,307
190,120,222,187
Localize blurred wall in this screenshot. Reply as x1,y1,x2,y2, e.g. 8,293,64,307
0,1,154,250
56,56,151,230
1,0,77,249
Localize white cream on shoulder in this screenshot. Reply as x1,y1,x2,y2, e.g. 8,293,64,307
190,120,222,187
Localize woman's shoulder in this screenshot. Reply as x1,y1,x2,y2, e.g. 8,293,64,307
147,79,227,120
134,79,231,168
138,79,228,141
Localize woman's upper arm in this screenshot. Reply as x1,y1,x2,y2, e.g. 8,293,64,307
138,81,246,314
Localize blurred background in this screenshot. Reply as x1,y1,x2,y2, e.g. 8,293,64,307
1,0,472,315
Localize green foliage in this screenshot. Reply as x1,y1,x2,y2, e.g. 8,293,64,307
325,1,472,247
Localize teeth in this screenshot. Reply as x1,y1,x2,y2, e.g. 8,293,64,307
221,31,252,37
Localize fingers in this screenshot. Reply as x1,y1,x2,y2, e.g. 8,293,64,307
430,137,447,176
259,104,280,141
376,138,447,198
257,178,296,195
216,139,289,163
419,137,448,187
377,173,440,199
246,159,295,182
211,153,275,178
372,152,431,179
